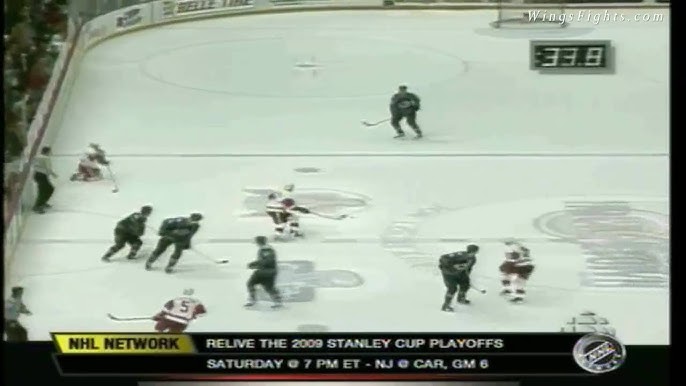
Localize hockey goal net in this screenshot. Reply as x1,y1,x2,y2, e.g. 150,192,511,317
492,0,567,28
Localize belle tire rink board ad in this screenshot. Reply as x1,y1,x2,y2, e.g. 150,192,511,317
162,0,255,18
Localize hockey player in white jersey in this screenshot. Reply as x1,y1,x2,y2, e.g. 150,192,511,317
499,241,535,303
70,143,110,181
266,193,288,237
152,288,206,333
265,186,310,239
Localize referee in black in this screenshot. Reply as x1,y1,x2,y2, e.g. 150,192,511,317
33,146,57,214
5,286,31,341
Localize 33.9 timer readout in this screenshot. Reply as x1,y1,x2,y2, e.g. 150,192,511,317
530,40,614,74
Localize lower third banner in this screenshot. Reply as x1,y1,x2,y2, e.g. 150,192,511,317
55,354,581,375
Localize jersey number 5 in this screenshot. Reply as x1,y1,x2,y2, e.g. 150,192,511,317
179,300,190,312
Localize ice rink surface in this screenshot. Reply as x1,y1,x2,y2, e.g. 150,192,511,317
8,10,669,343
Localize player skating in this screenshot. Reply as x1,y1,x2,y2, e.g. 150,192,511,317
266,184,310,239
152,288,206,333
70,143,110,181
389,85,422,139
439,244,479,311
245,236,283,309
500,240,535,303
145,213,202,273
102,205,153,262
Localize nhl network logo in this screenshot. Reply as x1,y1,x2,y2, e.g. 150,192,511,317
573,333,626,374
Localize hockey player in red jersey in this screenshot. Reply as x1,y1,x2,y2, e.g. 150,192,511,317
281,197,310,238
499,241,535,303
70,143,109,181
152,288,206,333
266,193,289,236
265,185,310,239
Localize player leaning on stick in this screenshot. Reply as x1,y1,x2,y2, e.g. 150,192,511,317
439,244,479,312
389,85,422,139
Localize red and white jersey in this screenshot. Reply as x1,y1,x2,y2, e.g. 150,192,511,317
79,146,105,169
161,296,206,325
79,154,100,169
266,197,285,214
504,243,534,267
282,197,297,212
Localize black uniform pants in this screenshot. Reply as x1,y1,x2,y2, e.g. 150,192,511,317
113,229,143,249
391,110,420,132
443,273,470,299
149,237,189,264
5,320,28,341
248,271,278,293
33,172,54,208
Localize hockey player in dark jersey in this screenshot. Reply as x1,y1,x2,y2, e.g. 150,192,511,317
438,244,479,311
102,205,153,261
145,213,202,273
389,85,422,139
245,236,283,309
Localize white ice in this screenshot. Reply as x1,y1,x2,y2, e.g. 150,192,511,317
8,10,669,344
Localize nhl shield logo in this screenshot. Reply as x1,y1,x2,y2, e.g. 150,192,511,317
239,187,371,218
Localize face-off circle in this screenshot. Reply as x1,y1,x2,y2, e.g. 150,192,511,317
573,333,626,374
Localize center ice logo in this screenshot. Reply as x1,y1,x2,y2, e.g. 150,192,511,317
239,188,370,218
256,260,364,302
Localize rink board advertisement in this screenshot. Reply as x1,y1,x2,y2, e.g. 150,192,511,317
159,0,255,19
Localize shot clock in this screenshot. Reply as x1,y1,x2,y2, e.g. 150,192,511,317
530,40,614,74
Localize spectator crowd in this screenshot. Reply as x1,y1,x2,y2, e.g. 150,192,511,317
4,0,68,223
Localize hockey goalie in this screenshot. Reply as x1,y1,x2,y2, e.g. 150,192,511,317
152,288,206,333
70,143,110,181
499,241,535,303
265,184,310,239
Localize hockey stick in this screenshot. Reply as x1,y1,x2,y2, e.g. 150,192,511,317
310,211,349,220
471,285,487,294
107,313,150,321
106,165,119,193
362,118,390,127
191,248,230,264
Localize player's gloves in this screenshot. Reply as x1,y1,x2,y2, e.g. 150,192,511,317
294,206,310,214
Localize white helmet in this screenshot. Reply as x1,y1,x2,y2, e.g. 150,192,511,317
182,288,194,296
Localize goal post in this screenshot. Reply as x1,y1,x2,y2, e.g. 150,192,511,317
492,0,568,28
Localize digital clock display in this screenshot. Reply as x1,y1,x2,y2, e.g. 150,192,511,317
530,40,614,74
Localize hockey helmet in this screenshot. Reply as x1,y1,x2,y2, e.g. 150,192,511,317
466,244,479,254
284,184,295,192
141,205,153,215
189,213,203,221
11,287,24,297
183,288,194,296
255,235,268,246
